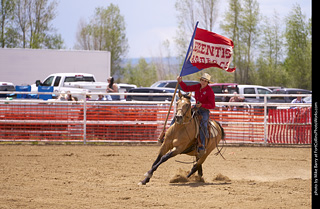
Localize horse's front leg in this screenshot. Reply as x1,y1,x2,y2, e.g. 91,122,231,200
139,153,163,184
139,148,177,185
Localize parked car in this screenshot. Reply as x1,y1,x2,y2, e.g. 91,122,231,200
271,88,312,103
117,83,137,100
207,83,272,103
0,82,15,97
209,83,238,93
126,87,192,102
236,85,272,103
265,86,283,91
151,80,199,91
208,83,238,102
31,73,109,100
303,96,312,103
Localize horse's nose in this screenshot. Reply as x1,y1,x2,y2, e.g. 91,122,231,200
175,115,183,123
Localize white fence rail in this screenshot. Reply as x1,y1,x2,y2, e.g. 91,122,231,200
0,91,312,144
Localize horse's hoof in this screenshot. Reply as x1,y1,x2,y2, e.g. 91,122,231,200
144,172,152,178
138,181,146,186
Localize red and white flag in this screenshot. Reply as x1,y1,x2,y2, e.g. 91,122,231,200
180,22,236,76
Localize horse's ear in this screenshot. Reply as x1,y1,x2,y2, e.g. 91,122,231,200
187,92,192,98
178,90,182,98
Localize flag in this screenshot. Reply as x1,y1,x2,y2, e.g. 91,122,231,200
180,22,236,77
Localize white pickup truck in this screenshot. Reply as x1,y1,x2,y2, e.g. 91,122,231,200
31,73,109,100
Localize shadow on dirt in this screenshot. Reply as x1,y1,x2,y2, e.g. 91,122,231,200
169,181,231,187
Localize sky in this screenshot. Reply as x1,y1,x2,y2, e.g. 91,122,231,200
52,0,311,59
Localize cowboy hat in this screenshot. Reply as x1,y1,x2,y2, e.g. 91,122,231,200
200,73,212,83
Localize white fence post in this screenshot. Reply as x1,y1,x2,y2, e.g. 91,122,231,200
263,95,268,144
83,93,87,144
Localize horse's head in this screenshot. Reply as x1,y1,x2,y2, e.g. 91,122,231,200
175,91,192,124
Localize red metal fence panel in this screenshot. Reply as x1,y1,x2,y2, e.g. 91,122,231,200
0,102,312,144
211,107,265,143
0,103,175,142
267,107,312,144
0,103,84,141
82,104,173,142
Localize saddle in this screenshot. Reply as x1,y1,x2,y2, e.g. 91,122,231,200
192,108,218,148
181,110,218,155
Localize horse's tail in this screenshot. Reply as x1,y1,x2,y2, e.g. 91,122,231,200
215,121,225,140
213,120,226,160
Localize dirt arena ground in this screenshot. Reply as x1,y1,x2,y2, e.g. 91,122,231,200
0,145,311,208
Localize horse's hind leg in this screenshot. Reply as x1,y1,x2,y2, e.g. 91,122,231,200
187,155,207,178
187,163,200,178
198,164,203,177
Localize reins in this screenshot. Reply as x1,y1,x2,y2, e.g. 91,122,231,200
175,103,192,125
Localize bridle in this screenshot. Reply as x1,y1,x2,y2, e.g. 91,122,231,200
175,101,192,124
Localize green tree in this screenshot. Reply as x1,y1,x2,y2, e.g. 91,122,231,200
220,0,242,83
0,0,15,47
3,27,20,47
240,0,259,84
221,0,260,84
256,11,287,87
15,0,28,48
75,4,128,75
13,0,63,49
28,0,62,49
122,58,158,87
284,4,311,90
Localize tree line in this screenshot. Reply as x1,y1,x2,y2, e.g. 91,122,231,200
1,0,311,90
175,0,311,90
122,0,311,89
74,4,128,76
0,0,63,49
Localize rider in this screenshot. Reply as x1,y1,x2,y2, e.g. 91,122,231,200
177,73,215,158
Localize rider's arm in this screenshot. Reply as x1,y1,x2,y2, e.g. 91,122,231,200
177,76,199,92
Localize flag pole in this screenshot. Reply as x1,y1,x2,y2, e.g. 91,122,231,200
158,21,199,142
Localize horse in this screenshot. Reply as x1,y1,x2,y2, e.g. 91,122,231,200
139,90,225,185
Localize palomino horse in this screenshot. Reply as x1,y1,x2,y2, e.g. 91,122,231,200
139,91,225,185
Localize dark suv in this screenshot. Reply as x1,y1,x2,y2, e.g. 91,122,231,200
150,80,199,91
271,88,312,103
126,87,190,102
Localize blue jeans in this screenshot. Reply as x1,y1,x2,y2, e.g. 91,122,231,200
198,108,209,151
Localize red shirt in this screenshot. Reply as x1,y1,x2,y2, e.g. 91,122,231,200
179,81,215,109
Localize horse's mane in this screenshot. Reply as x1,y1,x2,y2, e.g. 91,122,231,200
182,94,191,100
